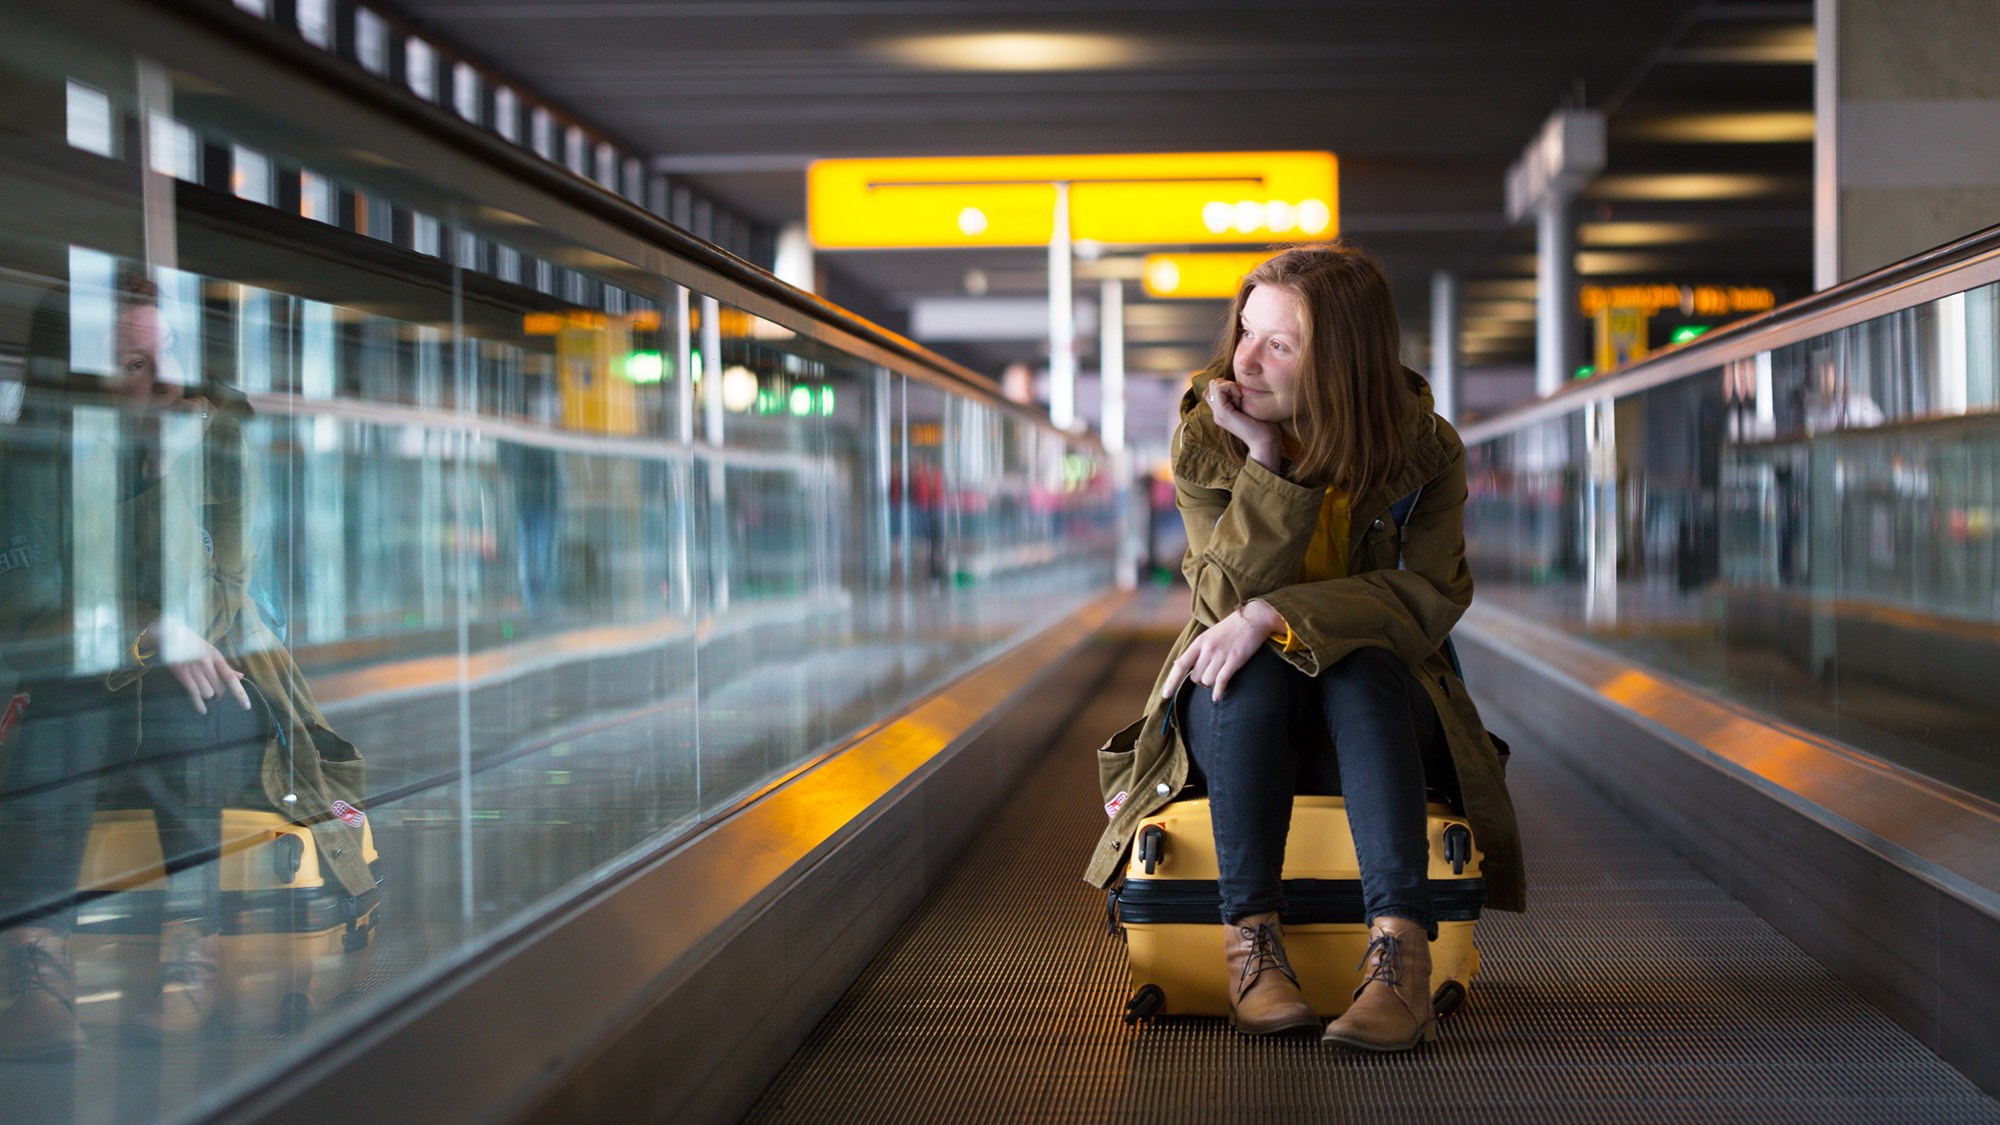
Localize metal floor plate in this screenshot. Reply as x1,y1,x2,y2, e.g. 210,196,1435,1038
744,641,2000,1123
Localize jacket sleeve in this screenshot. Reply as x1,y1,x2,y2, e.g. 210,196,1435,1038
203,416,255,612
1174,423,1325,627
1257,441,1473,674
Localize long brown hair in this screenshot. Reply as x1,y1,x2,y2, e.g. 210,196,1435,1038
1205,243,1409,500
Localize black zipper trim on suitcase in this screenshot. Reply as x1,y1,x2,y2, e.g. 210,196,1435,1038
1113,877,1485,926
73,860,384,937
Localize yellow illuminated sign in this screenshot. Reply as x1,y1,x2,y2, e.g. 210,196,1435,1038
1142,251,1287,299
1595,307,1650,373
807,152,1337,249
1579,283,1775,317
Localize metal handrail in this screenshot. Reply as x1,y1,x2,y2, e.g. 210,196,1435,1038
1460,220,2000,443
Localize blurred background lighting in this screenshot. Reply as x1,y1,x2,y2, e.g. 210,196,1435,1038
721,364,758,412
877,32,1142,72
624,351,664,384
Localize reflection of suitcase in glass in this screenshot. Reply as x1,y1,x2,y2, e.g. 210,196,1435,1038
71,807,382,1033
1109,796,1482,1024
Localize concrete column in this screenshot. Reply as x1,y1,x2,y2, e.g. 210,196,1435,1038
1818,0,2000,286
1429,270,1461,422
1047,182,1075,430
1536,192,1578,398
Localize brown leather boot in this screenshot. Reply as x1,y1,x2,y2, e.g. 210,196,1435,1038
129,928,222,1039
0,927,86,1060
1223,912,1319,1035
1321,916,1436,1051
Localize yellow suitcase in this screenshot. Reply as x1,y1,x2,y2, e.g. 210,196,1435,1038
1110,795,1482,1023
70,807,382,1033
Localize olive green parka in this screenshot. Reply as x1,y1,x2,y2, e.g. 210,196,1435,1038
1083,367,1526,913
0,385,375,900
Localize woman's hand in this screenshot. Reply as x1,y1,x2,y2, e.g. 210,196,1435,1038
144,616,251,715
1204,379,1282,472
1162,600,1287,702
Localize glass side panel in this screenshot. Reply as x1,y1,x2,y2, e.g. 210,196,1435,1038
1465,282,2000,803
0,2,1117,1119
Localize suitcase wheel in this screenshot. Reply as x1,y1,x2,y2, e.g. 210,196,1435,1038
1137,825,1165,875
278,991,314,1035
1431,980,1467,1021
1122,984,1165,1025
1443,824,1472,875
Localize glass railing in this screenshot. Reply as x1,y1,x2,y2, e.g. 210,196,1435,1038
0,0,1117,1118
1461,235,2000,805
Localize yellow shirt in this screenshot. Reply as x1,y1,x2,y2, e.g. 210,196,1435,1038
1275,486,1348,651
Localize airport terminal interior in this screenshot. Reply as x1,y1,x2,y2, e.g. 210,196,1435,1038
0,0,1997,1122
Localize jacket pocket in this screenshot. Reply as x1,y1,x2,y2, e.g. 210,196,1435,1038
1097,716,1144,809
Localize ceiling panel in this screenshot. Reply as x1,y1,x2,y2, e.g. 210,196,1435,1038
398,0,1816,377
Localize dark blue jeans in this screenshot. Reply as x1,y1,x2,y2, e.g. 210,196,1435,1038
0,671,266,932
1183,645,1450,936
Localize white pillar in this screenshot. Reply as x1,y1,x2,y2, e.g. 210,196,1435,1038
1048,181,1075,430
1507,109,1601,397
1813,0,1840,291
1100,277,1134,590
774,222,815,293
701,294,727,612
1099,278,1125,452
1429,270,1460,422
1536,191,1578,398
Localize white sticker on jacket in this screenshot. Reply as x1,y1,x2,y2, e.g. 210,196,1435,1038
1104,790,1128,819
332,800,366,827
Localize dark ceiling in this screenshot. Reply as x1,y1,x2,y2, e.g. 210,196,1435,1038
395,0,1814,386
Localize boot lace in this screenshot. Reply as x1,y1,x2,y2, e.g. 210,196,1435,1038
159,929,217,987
1236,921,1300,990
1354,930,1404,989
6,937,77,1013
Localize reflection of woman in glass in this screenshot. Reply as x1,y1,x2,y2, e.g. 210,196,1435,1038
0,270,370,1056
1086,245,1524,1050
1799,348,1884,435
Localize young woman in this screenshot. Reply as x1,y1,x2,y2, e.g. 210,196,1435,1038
0,271,371,1055
1086,244,1525,1050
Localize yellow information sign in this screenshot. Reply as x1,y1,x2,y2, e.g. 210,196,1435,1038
808,152,1337,249
1142,251,1286,299
1595,307,1651,374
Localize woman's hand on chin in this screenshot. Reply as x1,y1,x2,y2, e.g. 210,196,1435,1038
1162,600,1286,703
1204,379,1283,471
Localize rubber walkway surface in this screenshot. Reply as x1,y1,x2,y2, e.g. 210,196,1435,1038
744,638,2000,1123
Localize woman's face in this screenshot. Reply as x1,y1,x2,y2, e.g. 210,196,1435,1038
1231,284,1305,427
114,304,186,406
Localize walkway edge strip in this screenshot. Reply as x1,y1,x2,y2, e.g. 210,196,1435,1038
1458,601,2000,920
